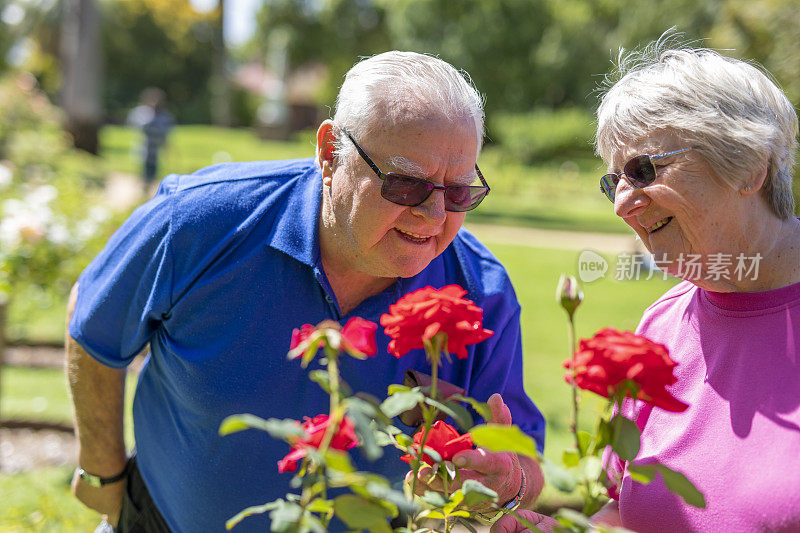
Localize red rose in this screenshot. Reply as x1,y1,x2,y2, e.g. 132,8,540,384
380,285,494,359
289,324,318,352
277,414,359,473
400,420,474,466
340,316,378,357
289,317,377,359
563,328,689,412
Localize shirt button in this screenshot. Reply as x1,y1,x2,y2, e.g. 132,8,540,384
325,295,334,303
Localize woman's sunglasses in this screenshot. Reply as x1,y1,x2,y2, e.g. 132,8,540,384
600,147,695,202
340,128,490,212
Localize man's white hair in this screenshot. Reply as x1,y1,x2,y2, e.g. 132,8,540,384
596,35,798,219
332,51,485,163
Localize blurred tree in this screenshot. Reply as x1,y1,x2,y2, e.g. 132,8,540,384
101,0,217,123
60,0,102,153
211,0,232,126
250,0,392,106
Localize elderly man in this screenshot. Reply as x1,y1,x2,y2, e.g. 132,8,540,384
67,51,545,532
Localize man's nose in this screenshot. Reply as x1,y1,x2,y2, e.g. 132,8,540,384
614,176,650,218
411,189,447,224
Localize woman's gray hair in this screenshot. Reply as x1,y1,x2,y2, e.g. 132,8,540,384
332,51,485,162
596,35,798,219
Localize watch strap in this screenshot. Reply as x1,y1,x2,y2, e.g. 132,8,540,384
77,463,129,488
502,467,526,510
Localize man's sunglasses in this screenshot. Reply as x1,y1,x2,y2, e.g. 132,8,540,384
600,147,695,202
340,128,490,212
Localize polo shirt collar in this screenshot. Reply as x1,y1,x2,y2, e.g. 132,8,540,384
268,161,322,268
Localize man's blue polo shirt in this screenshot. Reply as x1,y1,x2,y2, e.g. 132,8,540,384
69,158,545,533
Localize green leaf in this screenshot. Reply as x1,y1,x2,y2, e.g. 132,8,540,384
456,517,479,533
626,464,705,508
420,446,442,464
443,489,464,514
333,494,391,530
469,424,541,459
579,456,602,481
346,402,383,461
542,458,577,493
656,465,706,509
461,479,498,507
396,433,414,448
324,449,354,473
388,384,411,395
365,482,418,515
562,449,580,468
269,500,305,533
555,508,593,529
299,333,327,368
626,464,657,484
449,394,493,423
421,491,449,508
218,415,305,441
424,397,473,430
381,390,425,418
421,510,446,520
577,430,593,457
306,498,334,514
225,500,281,529
593,418,613,454
610,415,641,462
309,370,353,398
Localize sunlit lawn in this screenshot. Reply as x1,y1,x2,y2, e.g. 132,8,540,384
1,238,675,526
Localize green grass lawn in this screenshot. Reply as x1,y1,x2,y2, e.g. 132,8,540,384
0,240,675,527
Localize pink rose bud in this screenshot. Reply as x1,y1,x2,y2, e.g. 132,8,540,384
556,273,583,318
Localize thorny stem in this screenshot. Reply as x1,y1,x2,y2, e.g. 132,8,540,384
408,338,443,529
568,314,581,457
295,350,342,530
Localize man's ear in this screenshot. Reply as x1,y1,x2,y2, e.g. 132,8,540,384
316,120,337,186
741,158,769,196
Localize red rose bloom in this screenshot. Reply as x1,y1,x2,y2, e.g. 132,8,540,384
563,328,688,412
400,420,474,466
289,317,377,358
289,324,317,351
340,316,378,357
277,414,359,473
380,285,494,359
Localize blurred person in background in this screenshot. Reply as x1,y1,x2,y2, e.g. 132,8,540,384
66,51,545,532
126,87,174,186
494,38,800,532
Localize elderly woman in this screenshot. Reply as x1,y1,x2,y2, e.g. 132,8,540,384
494,42,800,532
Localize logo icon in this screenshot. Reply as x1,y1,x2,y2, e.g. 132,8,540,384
578,250,608,283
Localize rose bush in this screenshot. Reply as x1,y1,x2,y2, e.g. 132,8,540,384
563,327,688,412
380,285,493,359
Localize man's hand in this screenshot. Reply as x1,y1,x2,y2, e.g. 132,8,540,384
66,282,128,527
71,470,125,527
406,394,538,512
490,510,559,533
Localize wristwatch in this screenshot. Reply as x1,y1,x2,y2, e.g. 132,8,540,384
475,467,527,524
502,467,527,510
77,465,129,488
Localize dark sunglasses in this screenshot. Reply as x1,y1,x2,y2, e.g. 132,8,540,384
600,147,695,202
340,128,490,212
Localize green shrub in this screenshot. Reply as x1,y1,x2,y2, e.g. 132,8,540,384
0,72,122,321
488,108,596,164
